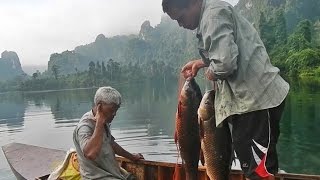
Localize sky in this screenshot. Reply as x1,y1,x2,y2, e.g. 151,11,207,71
0,0,239,67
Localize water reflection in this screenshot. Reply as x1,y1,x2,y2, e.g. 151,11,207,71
24,89,96,124
278,81,320,174
113,80,177,137
0,93,25,133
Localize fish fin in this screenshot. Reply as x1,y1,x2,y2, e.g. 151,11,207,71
174,130,178,144
198,118,205,165
173,144,185,180
200,149,205,166
177,101,182,117
174,101,181,144
199,118,204,139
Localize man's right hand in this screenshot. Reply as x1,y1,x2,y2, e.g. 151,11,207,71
181,59,207,79
94,104,106,126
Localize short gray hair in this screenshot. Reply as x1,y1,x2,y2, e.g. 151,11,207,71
94,86,121,106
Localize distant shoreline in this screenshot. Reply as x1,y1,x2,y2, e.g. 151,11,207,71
0,87,97,95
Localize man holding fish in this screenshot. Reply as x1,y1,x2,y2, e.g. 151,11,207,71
162,0,289,179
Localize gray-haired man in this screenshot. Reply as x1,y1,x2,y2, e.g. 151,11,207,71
73,86,144,180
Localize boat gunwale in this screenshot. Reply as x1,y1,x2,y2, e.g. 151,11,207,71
116,157,320,180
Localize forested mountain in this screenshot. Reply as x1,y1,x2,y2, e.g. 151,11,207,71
0,51,26,81
47,0,320,77
2,0,320,92
235,0,320,32
234,0,320,78
48,16,198,75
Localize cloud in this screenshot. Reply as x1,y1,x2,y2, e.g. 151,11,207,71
0,0,163,66
0,0,238,66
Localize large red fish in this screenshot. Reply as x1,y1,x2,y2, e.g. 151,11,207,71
174,78,202,180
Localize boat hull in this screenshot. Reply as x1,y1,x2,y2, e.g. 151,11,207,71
2,143,65,180
2,143,320,180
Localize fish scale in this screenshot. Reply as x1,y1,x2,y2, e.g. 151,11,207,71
198,90,232,180
174,78,202,180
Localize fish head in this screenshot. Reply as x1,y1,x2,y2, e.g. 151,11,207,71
179,79,193,103
181,78,202,99
198,90,215,121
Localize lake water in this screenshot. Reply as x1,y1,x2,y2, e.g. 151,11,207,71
0,80,319,179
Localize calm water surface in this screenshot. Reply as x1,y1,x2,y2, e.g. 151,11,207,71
0,80,319,179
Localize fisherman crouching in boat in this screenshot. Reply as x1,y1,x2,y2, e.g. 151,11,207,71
162,0,289,179
73,86,144,180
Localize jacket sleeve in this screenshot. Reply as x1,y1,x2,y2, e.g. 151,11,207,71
76,124,93,152
201,6,239,80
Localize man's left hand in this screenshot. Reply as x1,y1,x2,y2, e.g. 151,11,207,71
131,153,144,161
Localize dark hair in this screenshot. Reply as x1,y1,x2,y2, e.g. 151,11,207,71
162,0,193,13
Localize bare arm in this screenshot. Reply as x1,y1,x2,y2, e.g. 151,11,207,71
82,104,106,160
82,121,105,160
111,141,144,161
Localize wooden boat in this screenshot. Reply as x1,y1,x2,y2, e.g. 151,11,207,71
2,143,320,180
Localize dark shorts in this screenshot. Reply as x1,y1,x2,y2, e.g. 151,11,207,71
228,100,286,179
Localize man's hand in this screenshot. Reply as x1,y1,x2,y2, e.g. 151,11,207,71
94,103,106,126
131,153,144,161
82,103,106,161
205,68,215,81
181,59,207,79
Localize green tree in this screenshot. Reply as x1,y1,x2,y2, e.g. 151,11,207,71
88,61,96,86
313,20,320,47
296,20,312,43
274,8,287,46
107,59,114,81
287,20,312,53
101,61,107,76
51,65,59,80
32,72,38,79
96,61,102,77
259,12,275,52
285,48,320,76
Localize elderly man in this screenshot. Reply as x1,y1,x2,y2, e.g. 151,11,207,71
73,86,144,179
